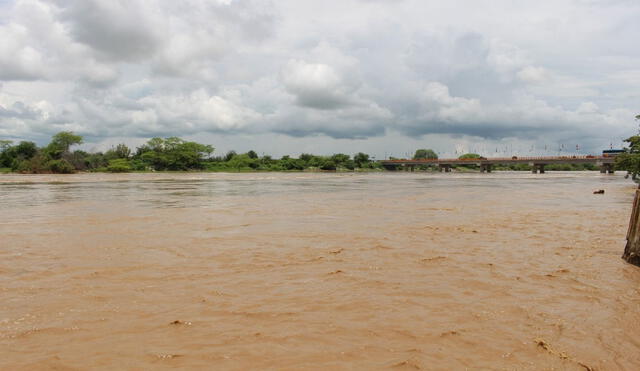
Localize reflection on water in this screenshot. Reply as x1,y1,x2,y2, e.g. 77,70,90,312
1,172,640,370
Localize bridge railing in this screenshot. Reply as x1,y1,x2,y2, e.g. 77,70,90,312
381,155,607,163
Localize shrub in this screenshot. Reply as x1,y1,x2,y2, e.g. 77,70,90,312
14,154,48,173
107,159,132,173
47,159,75,174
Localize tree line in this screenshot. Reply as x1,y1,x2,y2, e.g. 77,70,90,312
2,130,635,174
0,132,382,173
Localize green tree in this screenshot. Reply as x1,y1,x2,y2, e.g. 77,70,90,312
247,150,258,159
47,159,75,174
105,144,131,160
168,140,213,169
299,153,313,162
319,158,337,171
147,137,165,152
43,132,83,163
413,149,438,160
107,159,132,172
2,141,38,169
0,140,12,168
135,137,214,170
49,131,83,153
0,140,12,152
353,152,370,168
330,154,353,170
614,115,640,179
330,154,347,164
224,150,237,162
616,135,640,179
225,153,258,170
84,152,108,170
12,141,38,158
68,150,89,171
16,154,47,173
458,153,482,159
298,153,317,168
279,155,304,170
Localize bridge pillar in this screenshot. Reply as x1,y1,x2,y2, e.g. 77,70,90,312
439,164,451,172
600,163,615,174
480,164,492,173
531,164,545,174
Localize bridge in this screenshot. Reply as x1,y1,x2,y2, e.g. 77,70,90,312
380,156,616,174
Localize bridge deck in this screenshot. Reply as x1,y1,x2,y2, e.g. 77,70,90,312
380,156,615,166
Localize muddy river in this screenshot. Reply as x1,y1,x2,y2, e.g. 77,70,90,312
1,172,639,370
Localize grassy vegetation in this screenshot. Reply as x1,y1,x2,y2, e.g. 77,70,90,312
0,133,382,174
0,134,610,175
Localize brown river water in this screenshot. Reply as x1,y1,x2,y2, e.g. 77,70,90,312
1,171,639,370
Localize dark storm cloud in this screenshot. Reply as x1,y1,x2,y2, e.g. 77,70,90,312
400,120,560,140
53,0,162,61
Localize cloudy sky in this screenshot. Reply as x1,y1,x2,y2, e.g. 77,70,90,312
0,0,638,158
